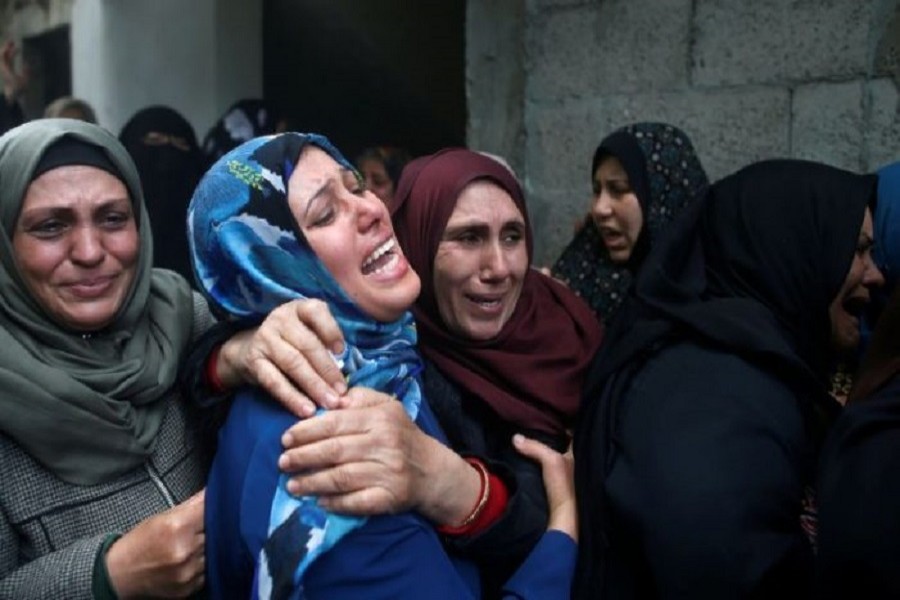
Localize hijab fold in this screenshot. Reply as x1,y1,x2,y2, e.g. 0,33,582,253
0,118,193,485
189,133,423,597
392,148,603,438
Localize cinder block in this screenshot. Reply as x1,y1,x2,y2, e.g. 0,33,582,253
527,0,691,104
693,0,873,86
865,78,900,171
791,80,864,171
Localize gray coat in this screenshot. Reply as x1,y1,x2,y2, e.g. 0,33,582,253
0,292,215,599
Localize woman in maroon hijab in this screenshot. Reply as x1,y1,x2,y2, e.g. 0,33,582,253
200,148,602,593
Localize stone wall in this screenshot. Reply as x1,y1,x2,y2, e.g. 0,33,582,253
468,0,900,265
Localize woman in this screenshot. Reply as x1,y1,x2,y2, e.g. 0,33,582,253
0,118,214,598
119,105,205,283
355,145,411,205
552,122,709,324
189,132,577,598
817,284,900,598
574,159,884,598
197,148,602,592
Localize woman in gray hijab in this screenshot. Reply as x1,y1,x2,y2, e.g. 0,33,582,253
0,118,214,598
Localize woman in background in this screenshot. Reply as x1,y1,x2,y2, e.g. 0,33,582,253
553,122,708,325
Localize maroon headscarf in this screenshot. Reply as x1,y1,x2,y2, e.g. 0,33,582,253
391,148,603,436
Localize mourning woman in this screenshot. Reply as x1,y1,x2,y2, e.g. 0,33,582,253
0,119,213,598
574,159,884,598
553,122,709,324
189,132,577,598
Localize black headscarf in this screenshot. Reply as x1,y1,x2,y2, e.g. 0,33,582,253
552,123,709,323
119,105,204,284
573,159,877,597
201,99,281,167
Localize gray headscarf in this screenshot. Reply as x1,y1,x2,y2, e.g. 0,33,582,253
0,118,193,485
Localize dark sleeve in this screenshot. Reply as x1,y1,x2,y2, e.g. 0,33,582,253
179,320,241,408
0,95,24,136
422,363,548,586
816,376,900,599
607,344,814,598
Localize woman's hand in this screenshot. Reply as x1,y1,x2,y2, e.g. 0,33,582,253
105,490,206,599
216,299,348,417
278,387,482,526
513,434,577,541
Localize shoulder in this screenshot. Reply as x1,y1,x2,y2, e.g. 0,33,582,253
190,291,217,342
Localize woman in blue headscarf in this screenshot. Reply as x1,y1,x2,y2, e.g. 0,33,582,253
190,132,576,599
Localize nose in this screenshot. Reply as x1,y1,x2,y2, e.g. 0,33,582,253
355,190,386,232
70,225,105,266
591,189,612,220
863,257,886,289
480,240,511,281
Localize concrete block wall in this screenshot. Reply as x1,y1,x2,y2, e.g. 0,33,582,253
468,0,900,266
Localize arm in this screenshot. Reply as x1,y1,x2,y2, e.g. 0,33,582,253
278,387,484,527
182,299,348,417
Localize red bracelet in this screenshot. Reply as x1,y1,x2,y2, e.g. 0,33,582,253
205,344,226,394
436,458,509,537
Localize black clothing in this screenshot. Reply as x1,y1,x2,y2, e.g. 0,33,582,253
817,376,900,599
574,160,877,599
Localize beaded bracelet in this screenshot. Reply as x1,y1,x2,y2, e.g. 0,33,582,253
436,457,491,535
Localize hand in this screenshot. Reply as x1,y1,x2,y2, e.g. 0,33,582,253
217,299,347,417
513,434,577,540
0,41,29,103
105,490,206,599
278,387,482,525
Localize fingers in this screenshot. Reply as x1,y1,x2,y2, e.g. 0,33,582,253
332,386,394,409
292,299,345,355
513,434,577,539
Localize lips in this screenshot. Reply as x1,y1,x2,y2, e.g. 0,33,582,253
64,275,117,299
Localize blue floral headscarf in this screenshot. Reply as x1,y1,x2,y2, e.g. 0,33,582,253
188,132,423,599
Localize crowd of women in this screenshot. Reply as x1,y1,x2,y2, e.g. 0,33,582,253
0,109,897,599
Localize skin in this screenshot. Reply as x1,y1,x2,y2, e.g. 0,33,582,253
591,155,644,264
216,155,575,536
288,146,421,323
13,166,139,332
12,164,205,597
829,208,884,358
358,157,395,206
433,180,528,341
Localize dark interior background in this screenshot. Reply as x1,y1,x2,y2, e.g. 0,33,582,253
263,0,466,163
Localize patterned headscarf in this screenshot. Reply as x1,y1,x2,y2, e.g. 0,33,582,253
188,132,423,598
552,122,709,323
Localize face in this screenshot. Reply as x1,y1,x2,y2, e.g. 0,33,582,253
433,180,528,341
12,165,140,332
358,158,394,205
591,155,644,263
288,146,420,322
829,208,885,356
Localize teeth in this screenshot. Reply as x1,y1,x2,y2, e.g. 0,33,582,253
363,239,395,269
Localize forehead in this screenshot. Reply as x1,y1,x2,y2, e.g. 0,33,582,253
861,207,874,236
449,180,524,225
595,155,627,179
288,146,343,193
23,165,128,208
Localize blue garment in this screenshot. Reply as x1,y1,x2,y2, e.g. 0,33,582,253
190,132,575,598
861,161,900,352
205,388,576,600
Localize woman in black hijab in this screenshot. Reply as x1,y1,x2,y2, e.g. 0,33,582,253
816,284,900,599
573,159,884,599
120,105,204,284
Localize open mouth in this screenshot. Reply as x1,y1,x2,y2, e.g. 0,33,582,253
465,293,503,310
842,295,868,319
362,238,398,275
